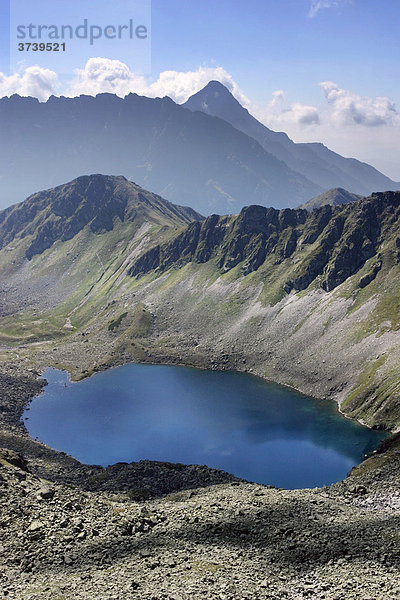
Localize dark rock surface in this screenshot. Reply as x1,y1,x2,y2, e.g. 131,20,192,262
130,191,400,293
0,353,399,598
0,434,399,600
0,175,203,260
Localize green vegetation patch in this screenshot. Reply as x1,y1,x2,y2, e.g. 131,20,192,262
340,355,400,427
129,304,152,338
108,312,128,331
344,355,386,409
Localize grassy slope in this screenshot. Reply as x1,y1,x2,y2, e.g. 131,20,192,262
1,198,400,430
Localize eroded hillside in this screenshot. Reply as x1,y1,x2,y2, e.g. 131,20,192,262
0,179,400,430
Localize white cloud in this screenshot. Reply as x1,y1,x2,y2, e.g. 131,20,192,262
308,0,349,18
269,89,285,108
0,66,58,102
146,66,250,105
289,103,320,125
242,84,399,179
252,90,320,128
0,59,249,106
319,81,399,127
0,60,398,179
68,57,148,98
0,59,249,105
67,58,251,105
69,59,319,130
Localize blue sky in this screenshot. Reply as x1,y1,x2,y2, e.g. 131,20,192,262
151,0,400,104
2,0,398,99
0,0,399,177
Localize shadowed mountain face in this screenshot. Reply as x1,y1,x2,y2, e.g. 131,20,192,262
184,81,400,196
0,93,321,214
0,174,203,260
129,191,400,293
299,188,363,211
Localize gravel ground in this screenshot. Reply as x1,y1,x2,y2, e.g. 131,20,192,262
1,450,399,600
0,364,399,599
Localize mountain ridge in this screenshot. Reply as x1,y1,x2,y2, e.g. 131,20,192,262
1,177,400,431
183,81,400,196
129,191,398,294
0,92,321,214
0,174,203,260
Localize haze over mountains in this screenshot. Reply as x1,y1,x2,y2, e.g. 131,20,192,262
0,83,398,215
184,81,399,197
0,92,319,214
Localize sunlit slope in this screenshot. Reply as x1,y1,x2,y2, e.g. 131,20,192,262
0,174,203,341
1,181,400,429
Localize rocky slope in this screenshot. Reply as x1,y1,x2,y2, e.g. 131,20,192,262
1,381,400,600
1,178,400,598
1,181,400,429
130,191,395,294
0,362,400,600
0,175,203,319
0,174,202,260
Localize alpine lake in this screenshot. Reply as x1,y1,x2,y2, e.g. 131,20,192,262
24,364,387,489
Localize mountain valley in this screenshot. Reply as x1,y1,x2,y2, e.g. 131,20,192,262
1,175,400,429
1,175,400,599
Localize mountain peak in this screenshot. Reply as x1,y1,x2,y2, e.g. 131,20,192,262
184,80,242,115
201,80,233,94
183,79,243,105
0,175,203,260
184,83,399,197
299,187,363,211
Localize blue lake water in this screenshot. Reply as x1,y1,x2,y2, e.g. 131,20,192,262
24,365,387,489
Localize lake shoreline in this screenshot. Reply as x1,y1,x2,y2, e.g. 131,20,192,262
26,364,387,489
0,332,393,488
46,352,391,435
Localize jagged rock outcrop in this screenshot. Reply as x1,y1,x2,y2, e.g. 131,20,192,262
130,191,400,294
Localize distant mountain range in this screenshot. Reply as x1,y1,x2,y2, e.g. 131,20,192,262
184,81,399,198
0,84,398,215
298,188,362,211
0,92,319,214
